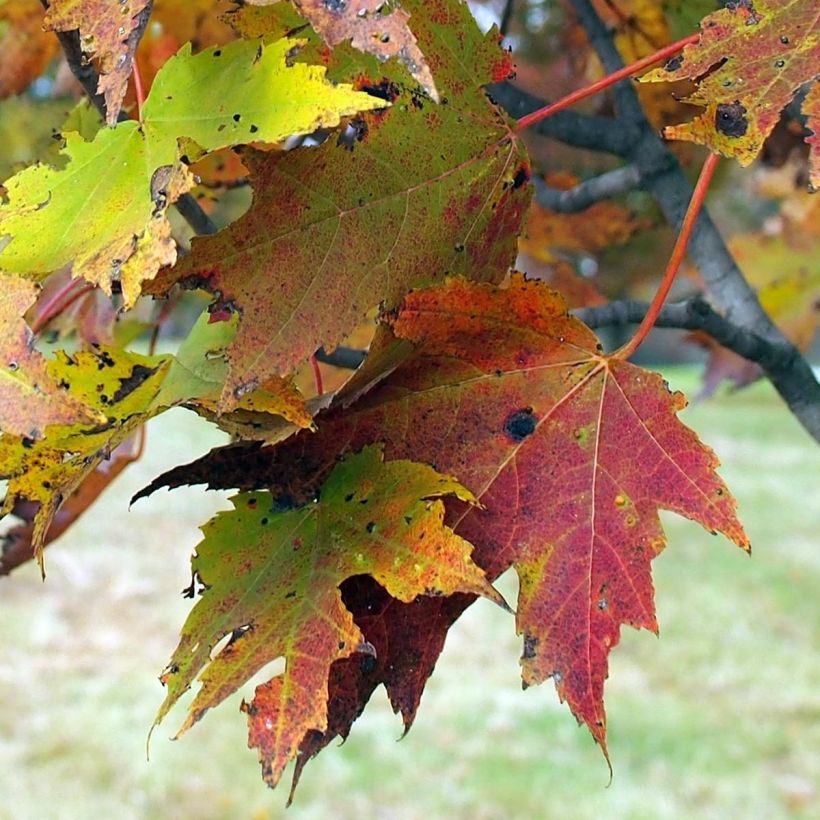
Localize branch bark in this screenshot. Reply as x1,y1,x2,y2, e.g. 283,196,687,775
575,297,796,373
533,165,642,212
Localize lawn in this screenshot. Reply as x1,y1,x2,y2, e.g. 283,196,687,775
1,368,818,819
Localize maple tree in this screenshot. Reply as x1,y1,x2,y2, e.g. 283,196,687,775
0,0,818,802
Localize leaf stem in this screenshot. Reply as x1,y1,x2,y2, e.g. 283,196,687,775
614,152,720,360
515,33,698,131
31,280,95,335
310,353,324,396
133,55,145,121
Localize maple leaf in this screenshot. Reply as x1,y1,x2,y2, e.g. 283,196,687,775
641,0,820,175
0,346,170,569
0,276,102,438
43,0,150,125
148,0,529,407
0,37,384,306
0,0,58,98
1,433,140,575
153,445,503,789
140,276,749,773
246,0,438,102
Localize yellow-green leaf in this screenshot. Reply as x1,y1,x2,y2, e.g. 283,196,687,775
0,346,170,568
0,37,385,306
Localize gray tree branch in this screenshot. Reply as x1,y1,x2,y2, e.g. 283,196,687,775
533,165,643,212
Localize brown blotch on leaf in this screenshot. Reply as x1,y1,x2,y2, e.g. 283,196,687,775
715,101,749,138
504,407,537,441
522,633,539,660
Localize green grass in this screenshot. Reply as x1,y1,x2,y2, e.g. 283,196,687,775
1,368,818,819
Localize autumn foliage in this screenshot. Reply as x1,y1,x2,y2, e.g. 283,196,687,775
0,0,817,800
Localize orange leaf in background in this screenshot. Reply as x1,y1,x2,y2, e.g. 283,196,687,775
695,192,820,395
0,0,57,98
151,0,236,50
139,276,749,764
641,0,820,177
521,172,648,264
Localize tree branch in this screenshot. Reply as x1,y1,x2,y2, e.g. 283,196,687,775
499,0,515,37
315,346,367,370
533,165,642,212
574,297,795,373
497,0,820,441
42,0,218,237
488,83,632,156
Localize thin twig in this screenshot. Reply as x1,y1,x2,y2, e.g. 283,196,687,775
574,297,796,374
515,33,697,131
533,165,642,212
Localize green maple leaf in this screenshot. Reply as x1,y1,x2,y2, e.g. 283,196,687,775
0,36,384,306
154,445,505,789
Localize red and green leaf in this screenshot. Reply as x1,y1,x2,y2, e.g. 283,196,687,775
153,445,503,789
148,0,529,407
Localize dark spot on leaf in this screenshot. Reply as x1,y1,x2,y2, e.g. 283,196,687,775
261,517,269,525
404,516,412,525
504,408,537,441
213,49,221,57
345,492,355,502
512,166,530,189
233,113,241,122
111,364,156,404
338,641,345,650
715,101,748,138
250,124,259,133
21,437,34,449
366,521,376,534
359,79,400,103
522,634,538,660
247,497,258,508
664,55,683,72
